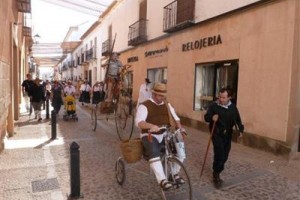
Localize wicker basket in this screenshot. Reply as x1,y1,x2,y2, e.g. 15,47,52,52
100,102,115,113
120,138,143,163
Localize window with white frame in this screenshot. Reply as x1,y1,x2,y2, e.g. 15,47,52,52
147,67,167,89
194,60,239,111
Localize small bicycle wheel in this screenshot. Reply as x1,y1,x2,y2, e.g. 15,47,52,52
162,157,192,200
115,97,134,141
91,107,97,131
115,157,126,185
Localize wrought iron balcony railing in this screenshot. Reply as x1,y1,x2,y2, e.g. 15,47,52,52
102,39,111,56
81,53,85,63
61,65,68,71
17,0,31,13
77,56,81,65
128,19,147,46
85,47,95,61
163,0,195,33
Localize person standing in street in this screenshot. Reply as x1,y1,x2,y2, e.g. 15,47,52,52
79,80,91,106
64,80,76,96
92,81,105,105
21,73,34,114
204,87,244,187
136,78,152,108
28,78,45,121
51,80,63,114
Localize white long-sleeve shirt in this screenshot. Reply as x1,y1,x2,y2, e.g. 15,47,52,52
137,83,152,106
80,83,91,92
64,85,76,96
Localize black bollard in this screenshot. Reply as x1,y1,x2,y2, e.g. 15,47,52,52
298,128,300,152
51,110,57,140
46,99,50,119
70,142,81,198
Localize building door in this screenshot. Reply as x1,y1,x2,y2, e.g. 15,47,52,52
194,60,239,111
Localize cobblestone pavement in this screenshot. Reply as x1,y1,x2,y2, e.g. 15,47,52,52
0,103,299,200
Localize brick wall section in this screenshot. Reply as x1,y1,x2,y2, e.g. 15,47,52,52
0,61,11,152
0,0,18,153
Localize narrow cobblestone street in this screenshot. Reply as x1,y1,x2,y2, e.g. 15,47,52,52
0,103,299,200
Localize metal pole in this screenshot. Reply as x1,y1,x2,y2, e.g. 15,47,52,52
70,142,81,198
51,110,56,140
46,99,49,119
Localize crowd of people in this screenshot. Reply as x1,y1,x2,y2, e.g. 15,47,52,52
21,75,107,121
22,51,244,191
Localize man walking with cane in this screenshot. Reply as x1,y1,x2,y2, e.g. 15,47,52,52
204,87,244,187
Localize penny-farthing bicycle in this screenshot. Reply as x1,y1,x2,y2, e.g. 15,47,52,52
91,66,135,141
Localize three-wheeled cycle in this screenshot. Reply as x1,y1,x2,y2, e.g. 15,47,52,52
115,126,193,200
91,67,135,141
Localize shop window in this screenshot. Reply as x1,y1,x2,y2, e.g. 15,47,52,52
123,71,133,96
194,60,239,111
147,67,167,88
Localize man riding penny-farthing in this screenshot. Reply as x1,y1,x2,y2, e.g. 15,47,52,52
91,52,134,141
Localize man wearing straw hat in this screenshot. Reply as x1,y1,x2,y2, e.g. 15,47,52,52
135,82,187,191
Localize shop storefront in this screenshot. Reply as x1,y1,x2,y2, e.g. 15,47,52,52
120,0,299,154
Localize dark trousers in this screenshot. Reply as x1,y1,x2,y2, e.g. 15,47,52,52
141,136,165,160
212,133,232,173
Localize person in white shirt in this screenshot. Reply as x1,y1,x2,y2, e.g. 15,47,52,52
137,78,152,108
92,81,105,105
135,83,187,191
79,80,91,105
64,80,76,96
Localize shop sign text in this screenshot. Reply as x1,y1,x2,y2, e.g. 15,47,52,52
182,34,222,52
127,56,138,63
145,47,168,57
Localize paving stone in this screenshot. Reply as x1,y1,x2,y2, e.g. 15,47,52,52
0,103,299,200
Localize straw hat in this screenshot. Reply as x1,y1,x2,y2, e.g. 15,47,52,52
152,83,167,96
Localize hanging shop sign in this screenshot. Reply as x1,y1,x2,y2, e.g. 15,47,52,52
127,56,138,63
182,34,222,52
145,47,168,57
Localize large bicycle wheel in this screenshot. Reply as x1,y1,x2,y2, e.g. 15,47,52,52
115,96,134,141
91,107,97,131
162,157,192,200
115,157,126,185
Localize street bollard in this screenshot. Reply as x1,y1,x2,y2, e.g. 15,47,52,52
70,142,81,198
46,99,50,119
298,128,300,152
51,110,57,140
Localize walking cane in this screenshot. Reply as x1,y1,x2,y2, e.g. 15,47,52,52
200,120,216,177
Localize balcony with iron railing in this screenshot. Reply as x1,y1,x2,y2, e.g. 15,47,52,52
61,65,68,71
85,47,96,61
77,56,81,65
102,39,111,56
17,0,31,13
128,19,148,46
163,0,195,33
81,53,86,64
72,60,77,68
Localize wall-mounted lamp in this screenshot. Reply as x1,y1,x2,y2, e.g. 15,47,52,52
33,34,41,44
